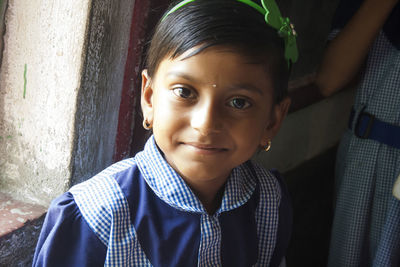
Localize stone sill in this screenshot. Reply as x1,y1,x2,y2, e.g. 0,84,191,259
0,192,47,266
0,192,46,237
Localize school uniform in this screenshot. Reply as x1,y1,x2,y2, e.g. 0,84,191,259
33,135,292,267
327,2,400,266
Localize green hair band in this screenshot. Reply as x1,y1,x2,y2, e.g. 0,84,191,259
162,0,299,67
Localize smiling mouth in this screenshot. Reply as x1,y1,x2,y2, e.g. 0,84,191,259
183,142,228,154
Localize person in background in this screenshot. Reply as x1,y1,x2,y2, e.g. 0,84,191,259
316,0,400,266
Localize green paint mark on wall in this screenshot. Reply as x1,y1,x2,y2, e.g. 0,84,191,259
23,64,27,98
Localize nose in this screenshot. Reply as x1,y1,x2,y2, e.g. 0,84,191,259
190,100,222,135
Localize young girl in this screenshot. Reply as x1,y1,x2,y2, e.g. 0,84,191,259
33,0,297,266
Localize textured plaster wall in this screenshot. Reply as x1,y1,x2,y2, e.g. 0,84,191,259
71,0,135,186
0,0,135,205
0,0,91,205
0,0,8,66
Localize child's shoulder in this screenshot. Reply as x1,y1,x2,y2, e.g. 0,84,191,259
71,157,137,191
69,157,138,202
247,161,284,192
65,158,140,244
95,157,138,180
247,160,291,209
68,157,138,215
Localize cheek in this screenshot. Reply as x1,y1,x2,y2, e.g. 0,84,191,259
231,120,265,143
238,113,271,143
153,97,186,135
153,91,171,120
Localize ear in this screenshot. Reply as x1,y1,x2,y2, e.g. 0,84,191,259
141,69,154,125
260,97,291,147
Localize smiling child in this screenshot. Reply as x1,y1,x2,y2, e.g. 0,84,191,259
33,0,298,266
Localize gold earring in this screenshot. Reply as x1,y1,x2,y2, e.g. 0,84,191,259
264,140,272,152
143,119,152,130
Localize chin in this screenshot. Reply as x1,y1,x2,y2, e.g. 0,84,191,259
180,165,232,183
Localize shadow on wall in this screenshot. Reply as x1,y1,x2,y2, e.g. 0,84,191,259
285,146,336,267
277,0,340,80
0,0,8,67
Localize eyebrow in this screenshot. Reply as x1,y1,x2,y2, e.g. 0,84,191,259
166,71,200,83
166,71,264,95
228,83,264,96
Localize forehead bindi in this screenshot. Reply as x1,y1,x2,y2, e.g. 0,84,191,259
156,46,274,94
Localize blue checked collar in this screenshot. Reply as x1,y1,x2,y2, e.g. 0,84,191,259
134,135,257,214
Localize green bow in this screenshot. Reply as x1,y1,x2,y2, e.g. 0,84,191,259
260,0,298,66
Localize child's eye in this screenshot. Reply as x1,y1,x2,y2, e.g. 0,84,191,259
228,98,251,110
172,87,195,99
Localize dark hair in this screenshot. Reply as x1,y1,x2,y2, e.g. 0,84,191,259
146,0,290,103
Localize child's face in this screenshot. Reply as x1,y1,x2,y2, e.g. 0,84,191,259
142,46,289,187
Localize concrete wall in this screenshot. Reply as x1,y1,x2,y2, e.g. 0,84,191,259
0,0,135,206
0,0,92,205
71,0,136,186
0,0,8,66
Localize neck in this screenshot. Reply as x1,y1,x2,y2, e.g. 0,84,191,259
185,178,227,215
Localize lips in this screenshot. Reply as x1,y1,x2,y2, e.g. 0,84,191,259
182,142,228,154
